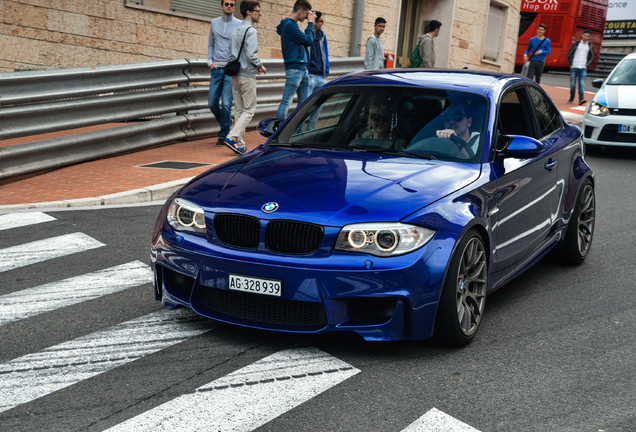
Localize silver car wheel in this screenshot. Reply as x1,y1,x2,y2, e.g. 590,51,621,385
577,183,595,257
456,237,487,337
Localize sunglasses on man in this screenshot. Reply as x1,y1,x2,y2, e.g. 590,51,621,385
224,2,235,7
443,112,467,122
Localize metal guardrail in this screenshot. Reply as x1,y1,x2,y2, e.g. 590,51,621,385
0,57,364,181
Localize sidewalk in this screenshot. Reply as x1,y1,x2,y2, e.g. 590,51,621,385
0,84,594,211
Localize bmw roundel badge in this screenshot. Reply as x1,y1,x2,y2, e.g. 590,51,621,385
262,202,279,213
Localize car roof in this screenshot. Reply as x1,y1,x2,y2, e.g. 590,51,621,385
331,68,523,95
622,52,636,61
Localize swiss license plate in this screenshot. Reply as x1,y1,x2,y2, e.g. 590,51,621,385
618,124,636,134
228,274,282,297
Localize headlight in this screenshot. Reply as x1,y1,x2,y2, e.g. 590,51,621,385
587,101,609,117
335,223,435,257
166,198,206,234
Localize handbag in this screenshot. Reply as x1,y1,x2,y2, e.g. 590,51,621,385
521,38,546,77
224,28,251,76
521,61,530,77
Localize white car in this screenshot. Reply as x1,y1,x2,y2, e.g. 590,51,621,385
583,52,636,148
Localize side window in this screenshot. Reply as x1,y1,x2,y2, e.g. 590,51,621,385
496,89,533,137
527,87,562,137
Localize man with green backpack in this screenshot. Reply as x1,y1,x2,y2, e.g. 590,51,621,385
409,20,442,68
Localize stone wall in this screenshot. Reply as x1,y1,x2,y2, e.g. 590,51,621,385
0,0,400,73
445,0,520,72
0,0,518,74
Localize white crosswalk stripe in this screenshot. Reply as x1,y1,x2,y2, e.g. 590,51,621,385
0,309,211,413
0,212,56,231
0,261,153,325
0,232,104,272
106,346,360,432
402,408,481,431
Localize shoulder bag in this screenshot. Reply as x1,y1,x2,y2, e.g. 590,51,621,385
225,28,251,76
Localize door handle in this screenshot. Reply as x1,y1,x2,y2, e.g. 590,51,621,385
545,159,557,171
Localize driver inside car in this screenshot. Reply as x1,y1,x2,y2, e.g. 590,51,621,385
436,103,480,157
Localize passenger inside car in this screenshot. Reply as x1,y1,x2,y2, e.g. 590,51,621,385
354,96,406,150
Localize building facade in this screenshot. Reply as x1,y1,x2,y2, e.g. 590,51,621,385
0,0,521,73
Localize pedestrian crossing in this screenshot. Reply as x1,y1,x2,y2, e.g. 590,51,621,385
106,347,360,432
0,232,104,272
0,261,152,324
0,211,478,432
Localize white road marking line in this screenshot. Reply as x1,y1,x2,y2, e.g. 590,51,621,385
0,212,56,231
106,347,360,432
0,232,104,272
402,408,481,432
0,309,211,413
561,111,584,122
572,105,587,111
0,261,153,325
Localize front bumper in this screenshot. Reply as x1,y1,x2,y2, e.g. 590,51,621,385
150,218,455,341
583,113,636,147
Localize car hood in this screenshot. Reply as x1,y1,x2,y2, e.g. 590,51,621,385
180,148,480,226
594,84,636,109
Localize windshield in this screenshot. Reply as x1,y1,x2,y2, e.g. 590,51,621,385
607,59,636,85
268,86,488,163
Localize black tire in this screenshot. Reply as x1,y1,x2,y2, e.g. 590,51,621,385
434,230,488,346
560,179,595,265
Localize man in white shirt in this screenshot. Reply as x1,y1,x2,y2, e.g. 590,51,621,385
567,29,594,105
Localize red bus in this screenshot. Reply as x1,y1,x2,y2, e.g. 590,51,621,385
516,0,608,71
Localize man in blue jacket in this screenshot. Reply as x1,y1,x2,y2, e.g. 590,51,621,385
306,11,329,94
523,24,551,84
276,0,316,119
304,11,329,131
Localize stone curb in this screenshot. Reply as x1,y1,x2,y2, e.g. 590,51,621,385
0,178,192,212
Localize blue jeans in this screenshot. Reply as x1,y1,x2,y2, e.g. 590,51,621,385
208,68,233,140
570,68,587,101
308,73,327,95
305,74,328,131
276,69,311,119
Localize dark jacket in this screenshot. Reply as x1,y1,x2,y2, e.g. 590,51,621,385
567,40,594,68
276,18,314,70
306,29,329,77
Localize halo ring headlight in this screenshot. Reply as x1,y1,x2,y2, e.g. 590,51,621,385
335,223,435,257
167,198,206,234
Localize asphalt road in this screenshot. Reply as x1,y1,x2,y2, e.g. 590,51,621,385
541,70,601,93
0,148,634,432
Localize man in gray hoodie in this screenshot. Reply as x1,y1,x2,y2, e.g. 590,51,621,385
223,0,267,155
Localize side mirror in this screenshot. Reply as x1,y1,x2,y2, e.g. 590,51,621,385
592,78,603,89
499,135,545,158
258,118,285,138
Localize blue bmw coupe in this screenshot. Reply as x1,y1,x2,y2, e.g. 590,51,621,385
151,69,595,345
